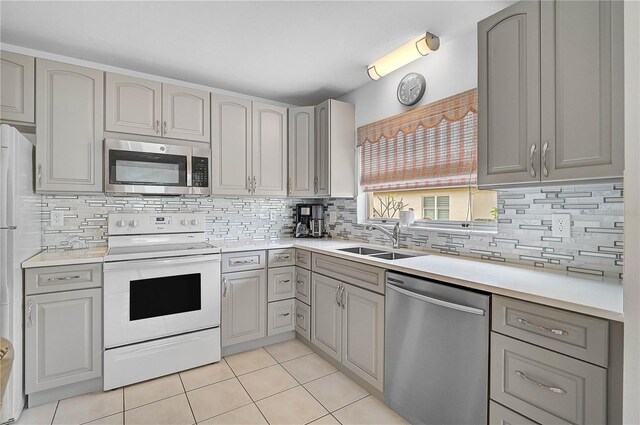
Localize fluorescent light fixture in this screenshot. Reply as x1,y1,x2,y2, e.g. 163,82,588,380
367,32,440,80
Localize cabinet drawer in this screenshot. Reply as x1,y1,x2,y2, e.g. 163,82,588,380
267,266,296,302
221,250,266,273
312,253,385,294
490,333,606,425
25,263,102,295
295,300,310,341
489,401,539,425
295,249,311,269
267,299,295,336
268,248,295,267
492,296,609,367
295,267,311,305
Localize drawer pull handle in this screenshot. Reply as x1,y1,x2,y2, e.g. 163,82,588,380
516,318,568,336
48,275,82,281
26,300,33,327
279,312,290,317
515,370,567,394
279,279,291,284
223,277,228,298
297,256,306,262
232,258,256,265
297,280,304,285
296,314,304,319
275,254,291,260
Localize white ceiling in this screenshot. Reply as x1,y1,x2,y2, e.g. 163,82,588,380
0,1,512,105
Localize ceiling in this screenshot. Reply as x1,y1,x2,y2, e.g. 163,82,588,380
0,1,512,105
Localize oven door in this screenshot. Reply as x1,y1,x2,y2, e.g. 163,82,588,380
103,254,221,348
104,139,191,195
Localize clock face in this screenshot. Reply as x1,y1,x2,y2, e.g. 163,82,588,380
397,73,426,106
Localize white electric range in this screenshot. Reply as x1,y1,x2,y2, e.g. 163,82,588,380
102,213,221,390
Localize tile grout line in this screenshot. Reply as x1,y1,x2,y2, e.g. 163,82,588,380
178,372,198,425
49,400,60,425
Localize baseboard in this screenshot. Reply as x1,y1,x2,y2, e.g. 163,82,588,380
221,331,295,357
27,377,103,408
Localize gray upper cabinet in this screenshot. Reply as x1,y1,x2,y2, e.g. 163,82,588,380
25,288,102,394
221,269,267,347
478,0,623,188
211,94,252,195
162,83,210,143
36,59,104,193
105,74,210,143
478,1,540,186
252,102,288,196
288,106,315,197
105,73,162,137
540,0,623,182
314,100,331,196
1,51,35,124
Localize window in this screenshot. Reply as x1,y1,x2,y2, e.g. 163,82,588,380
422,195,449,220
359,89,497,228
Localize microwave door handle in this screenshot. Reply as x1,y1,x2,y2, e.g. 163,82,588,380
186,155,193,188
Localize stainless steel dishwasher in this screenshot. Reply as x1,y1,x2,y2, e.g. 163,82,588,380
385,272,490,425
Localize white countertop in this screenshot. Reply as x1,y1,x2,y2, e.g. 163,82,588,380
22,238,624,321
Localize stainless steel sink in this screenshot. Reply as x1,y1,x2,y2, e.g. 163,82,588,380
337,246,427,260
338,247,389,255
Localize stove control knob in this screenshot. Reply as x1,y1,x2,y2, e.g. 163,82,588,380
181,219,189,226
129,220,138,228
191,219,199,226
117,219,127,228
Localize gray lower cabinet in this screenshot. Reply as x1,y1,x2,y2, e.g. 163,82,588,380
295,300,311,341
25,288,102,394
489,401,539,425
267,298,295,336
311,271,385,391
35,58,104,193
221,269,267,347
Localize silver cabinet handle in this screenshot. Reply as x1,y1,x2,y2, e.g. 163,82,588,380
222,276,228,297
542,141,549,177
288,177,292,195
297,280,304,285
339,285,346,309
296,313,304,319
37,164,42,187
516,317,568,336
274,254,290,261
247,176,252,193
48,275,81,282
26,300,33,327
252,176,256,194
529,144,537,178
386,284,486,316
515,370,566,394
279,279,291,285
279,312,290,317
296,255,306,263
335,285,341,307
314,176,319,194
155,120,161,135
163,120,168,136
231,257,256,265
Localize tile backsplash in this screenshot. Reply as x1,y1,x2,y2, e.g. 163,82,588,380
40,182,623,279
326,183,623,279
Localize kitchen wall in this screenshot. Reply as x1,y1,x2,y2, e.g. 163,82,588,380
326,183,624,279
39,195,314,251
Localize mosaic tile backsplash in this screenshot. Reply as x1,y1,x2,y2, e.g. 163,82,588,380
40,182,623,279
326,183,623,279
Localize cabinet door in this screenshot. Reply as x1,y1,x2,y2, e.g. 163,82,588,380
311,274,341,361
288,106,315,197
25,288,102,394
162,83,210,143
35,59,104,193
221,270,266,347
540,0,623,181
478,1,541,186
105,73,162,137
342,283,384,391
314,101,330,196
267,266,296,302
211,94,252,195
252,102,287,196
1,51,34,123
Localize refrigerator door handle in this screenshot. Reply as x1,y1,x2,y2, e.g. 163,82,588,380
0,145,9,229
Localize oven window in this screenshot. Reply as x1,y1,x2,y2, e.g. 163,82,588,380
109,150,187,186
130,273,201,321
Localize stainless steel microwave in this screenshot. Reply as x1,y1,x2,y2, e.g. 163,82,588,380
104,139,211,195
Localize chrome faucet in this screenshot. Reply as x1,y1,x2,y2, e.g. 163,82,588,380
365,222,401,249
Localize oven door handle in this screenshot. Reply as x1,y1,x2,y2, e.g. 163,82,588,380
104,254,220,271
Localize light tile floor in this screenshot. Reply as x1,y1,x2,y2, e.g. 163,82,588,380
15,339,408,425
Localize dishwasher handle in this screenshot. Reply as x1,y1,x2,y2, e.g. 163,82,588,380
386,283,486,316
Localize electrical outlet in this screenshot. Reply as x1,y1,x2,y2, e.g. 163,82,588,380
50,211,65,227
269,211,278,221
328,211,337,224
552,214,571,237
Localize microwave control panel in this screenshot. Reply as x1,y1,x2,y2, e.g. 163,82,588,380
192,157,209,187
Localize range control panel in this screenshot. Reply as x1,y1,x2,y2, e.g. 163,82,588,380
108,213,205,235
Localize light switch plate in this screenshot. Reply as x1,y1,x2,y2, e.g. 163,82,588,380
50,210,65,227
269,211,278,221
551,214,571,237
328,211,337,224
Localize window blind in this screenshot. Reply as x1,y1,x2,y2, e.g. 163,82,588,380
358,89,477,192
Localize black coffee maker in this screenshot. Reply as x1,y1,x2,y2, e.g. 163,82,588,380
295,204,324,238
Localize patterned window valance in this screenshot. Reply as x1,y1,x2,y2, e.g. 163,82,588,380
358,89,478,192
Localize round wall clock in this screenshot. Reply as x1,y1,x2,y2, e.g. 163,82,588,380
397,73,426,106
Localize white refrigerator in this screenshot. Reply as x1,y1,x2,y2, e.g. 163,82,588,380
0,125,40,424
